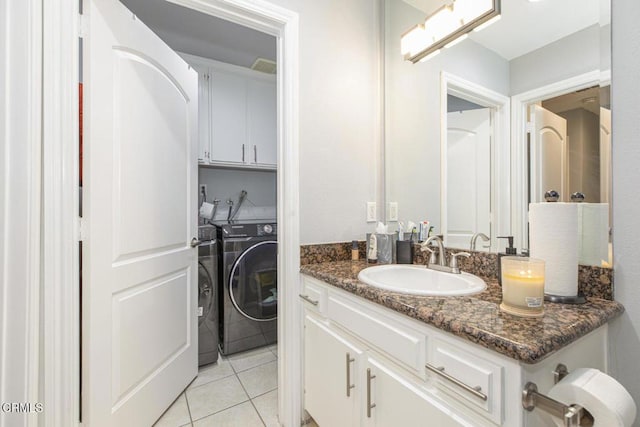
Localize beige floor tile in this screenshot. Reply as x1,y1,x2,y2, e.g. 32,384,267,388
228,347,276,373
267,344,278,358
189,357,235,389
192,401,264,427
186,375,249,421
153,393,192,427
252,389,279,427
237,360,278,398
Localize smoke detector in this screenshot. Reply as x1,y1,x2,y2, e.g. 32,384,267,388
251,58,277,74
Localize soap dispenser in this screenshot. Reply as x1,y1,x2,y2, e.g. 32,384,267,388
496,236,517,285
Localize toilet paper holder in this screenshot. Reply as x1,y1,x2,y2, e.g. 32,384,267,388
522,364,594,427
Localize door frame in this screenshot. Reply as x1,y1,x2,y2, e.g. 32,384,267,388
41,0,300,426
440,72,510,252
510,69,609,251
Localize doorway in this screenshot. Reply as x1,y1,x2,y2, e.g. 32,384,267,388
42,0,300,425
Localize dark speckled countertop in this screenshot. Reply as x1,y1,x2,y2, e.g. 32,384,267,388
300,260,624,364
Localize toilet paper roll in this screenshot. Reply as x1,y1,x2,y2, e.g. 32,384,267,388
529,203,579,296
199,202,214,220
578,203,609,267
547,368,636,426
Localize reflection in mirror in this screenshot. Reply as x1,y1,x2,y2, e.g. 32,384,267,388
384,0,611,266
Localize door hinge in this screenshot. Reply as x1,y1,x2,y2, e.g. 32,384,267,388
78,14,88,38
78,218,86,241
525,121,534,133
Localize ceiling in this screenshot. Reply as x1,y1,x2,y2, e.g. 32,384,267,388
402,0,604,61
542,86,605,116
120,0,276,69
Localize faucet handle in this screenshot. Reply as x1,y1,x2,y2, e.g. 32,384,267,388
449,252,471,269
419,242,438,265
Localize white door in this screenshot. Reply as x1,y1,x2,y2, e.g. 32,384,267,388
364,356,471,427
84,1,198,425
529,104,568,202
248,78,277,166
445,108,492,250
304,314,364,427
210,70,247,164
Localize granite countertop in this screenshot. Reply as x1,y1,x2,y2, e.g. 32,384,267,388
300,260,624,364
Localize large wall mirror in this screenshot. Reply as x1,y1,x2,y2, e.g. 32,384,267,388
384,0,611,267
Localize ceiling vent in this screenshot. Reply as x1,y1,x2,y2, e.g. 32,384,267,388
251,58,277,74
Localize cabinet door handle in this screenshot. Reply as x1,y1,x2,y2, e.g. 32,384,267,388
426,363,487,401
346,353,355,397
298,294,318,306
366,368,376,418
242,144,245,162
254,145,257,163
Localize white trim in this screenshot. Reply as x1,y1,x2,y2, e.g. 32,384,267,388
440,72,511,251
43,0,300,425
1,1,42,426
510,70,606,251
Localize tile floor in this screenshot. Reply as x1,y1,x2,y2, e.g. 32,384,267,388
154,344,279,427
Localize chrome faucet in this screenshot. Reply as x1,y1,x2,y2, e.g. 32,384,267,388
420,235,470,274
470,232,490,251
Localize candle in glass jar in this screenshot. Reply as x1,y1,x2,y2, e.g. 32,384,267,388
500,257,545,317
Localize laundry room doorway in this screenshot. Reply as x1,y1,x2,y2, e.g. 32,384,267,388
51,0,302,425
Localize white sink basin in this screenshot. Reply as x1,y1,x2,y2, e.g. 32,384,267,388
357,264,486,296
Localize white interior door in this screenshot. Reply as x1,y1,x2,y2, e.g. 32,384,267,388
83,1,198,425
445,108,492,250
529,105,568,202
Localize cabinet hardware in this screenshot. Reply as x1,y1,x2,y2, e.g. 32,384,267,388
346,353,355,397
254,145,257,163
426,363,487,401
299,294,318,306
242,144,245,162
366,368,376,417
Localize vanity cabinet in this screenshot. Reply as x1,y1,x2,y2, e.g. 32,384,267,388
301,275,608,427
183,53,276,169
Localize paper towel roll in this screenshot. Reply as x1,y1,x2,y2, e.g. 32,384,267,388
529,203,579,296
578,203,610,267
547,368,636,426
199,202,214,220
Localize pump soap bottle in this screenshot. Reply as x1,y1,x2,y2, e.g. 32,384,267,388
497,236,517,285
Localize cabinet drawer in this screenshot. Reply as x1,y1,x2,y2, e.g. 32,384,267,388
429,339,503,424
327,293,425,373
300,276,327,315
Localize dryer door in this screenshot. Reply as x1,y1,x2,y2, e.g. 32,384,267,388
228,240,278,322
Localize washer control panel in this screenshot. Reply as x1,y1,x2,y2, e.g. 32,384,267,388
257,223,277,236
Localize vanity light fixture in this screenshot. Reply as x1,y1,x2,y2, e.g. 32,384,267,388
401,0,501,63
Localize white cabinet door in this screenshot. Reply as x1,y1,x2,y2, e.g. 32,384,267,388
365,356,473,427
248,78,277,166
85,0,198,425
304,314,364,427
197,69,210,163
210,71,247,164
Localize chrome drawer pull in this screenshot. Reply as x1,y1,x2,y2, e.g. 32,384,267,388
366,368,376,418
298,294,319,306
426,363,488,401
346,353,355,397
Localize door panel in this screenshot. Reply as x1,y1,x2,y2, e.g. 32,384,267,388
446,108,492,250
248,78,277,166
84,0,198,425
530,105,568,202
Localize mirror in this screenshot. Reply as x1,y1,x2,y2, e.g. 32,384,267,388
384,0,611,266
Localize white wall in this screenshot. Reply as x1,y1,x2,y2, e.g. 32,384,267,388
265,0,381,244
198,167,276,220
510,24,605,95
610,0,640,424
385,0,509,234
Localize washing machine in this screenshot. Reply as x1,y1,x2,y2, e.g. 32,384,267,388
216,221,277,355
197,226,219,366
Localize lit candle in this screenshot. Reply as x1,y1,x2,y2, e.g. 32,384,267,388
500,257,545,318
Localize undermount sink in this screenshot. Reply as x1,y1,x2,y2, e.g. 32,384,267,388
357,264,486,296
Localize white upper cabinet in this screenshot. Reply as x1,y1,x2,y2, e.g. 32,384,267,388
183,53,277,169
